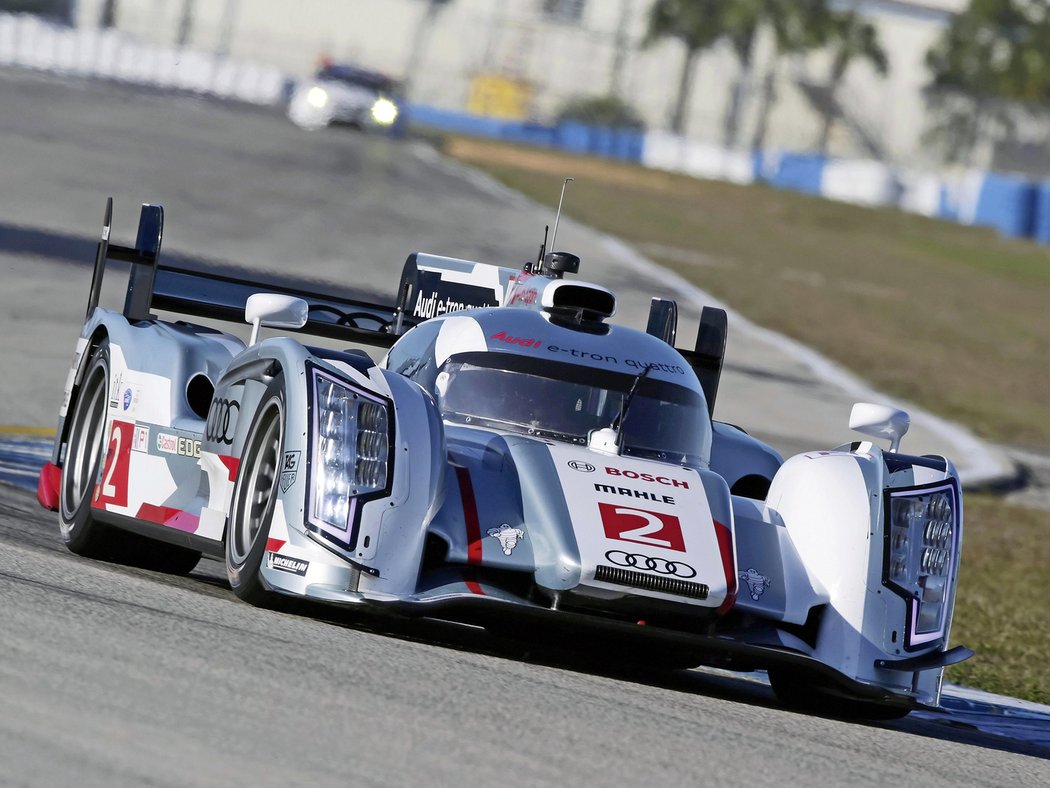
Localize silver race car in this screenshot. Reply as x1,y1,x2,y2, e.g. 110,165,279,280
38,199,972,718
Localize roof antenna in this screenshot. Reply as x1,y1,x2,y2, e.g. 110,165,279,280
531,224,549,274
548,177,573,259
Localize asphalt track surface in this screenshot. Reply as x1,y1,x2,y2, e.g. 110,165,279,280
1,70,1048,785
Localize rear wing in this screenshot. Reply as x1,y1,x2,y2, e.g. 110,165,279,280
88,199,422,348
89,200,529,348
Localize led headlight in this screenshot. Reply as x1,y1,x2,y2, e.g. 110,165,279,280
884,483,960,649
306,86,329,109
370,97,399,126
309,369,391,542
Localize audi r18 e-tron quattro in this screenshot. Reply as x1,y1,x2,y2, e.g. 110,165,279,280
37,199,972,719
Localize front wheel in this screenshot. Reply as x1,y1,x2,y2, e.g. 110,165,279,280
225,384,285,606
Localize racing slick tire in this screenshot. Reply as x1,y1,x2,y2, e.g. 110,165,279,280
767,667,911,721
59,340,122,558
59,341,202,574
225,378,285,607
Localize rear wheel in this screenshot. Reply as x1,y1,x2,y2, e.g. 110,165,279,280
59,341,119,557
59,340,202,574
767,668,911,720
226,384,285,606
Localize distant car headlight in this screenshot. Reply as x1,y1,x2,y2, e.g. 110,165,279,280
308,367,392,547
884,483,960,650
371,97,399,126
306,86,329,109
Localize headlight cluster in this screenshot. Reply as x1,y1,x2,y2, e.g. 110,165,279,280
310,370,390,538
885,485,958,648
371,97,399,126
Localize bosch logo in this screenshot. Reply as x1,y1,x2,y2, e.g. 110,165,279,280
605,466,689,489
568,460,595,473
205,397,240,445
604,550,697,578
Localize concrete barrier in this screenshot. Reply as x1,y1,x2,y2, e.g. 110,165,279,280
971,172,1037,238
761,152,828,196
1031,183,1050,245
820,159,899,207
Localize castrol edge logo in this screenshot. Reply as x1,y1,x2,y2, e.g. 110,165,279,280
604,465,689,489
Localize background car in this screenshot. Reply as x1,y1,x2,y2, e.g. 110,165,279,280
287,63,405,134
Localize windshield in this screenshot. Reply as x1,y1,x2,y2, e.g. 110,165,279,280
435,352,709,465
318,66,400,95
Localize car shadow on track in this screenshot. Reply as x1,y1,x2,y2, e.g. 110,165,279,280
255,583,1050,762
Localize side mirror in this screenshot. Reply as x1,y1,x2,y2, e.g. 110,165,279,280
245,293,309,346
849,402,910,453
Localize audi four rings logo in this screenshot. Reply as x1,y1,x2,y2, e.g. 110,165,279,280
604,550,697,578
206,398,240,445
568,460,595,472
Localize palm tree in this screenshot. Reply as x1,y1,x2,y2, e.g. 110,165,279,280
813,8,888,153
644,0,726,134
749,0,828,150
720,0,763,148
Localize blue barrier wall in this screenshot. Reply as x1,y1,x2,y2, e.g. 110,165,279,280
1032,183,1050,245
762,153,827,196
971,174,1038,238
408,102,1050,245
408,105,643,163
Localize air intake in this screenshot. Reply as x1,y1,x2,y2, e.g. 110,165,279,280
542,281,616,321
595,565,710,600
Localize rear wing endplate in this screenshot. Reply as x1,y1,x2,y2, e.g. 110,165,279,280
646,297,727,416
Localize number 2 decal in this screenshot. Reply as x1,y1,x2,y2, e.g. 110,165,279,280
94,420,133,509
598,502,686,552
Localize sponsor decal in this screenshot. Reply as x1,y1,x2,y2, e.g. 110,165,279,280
487,524,526,555
412,270,500,319
598,502,686,552
489,330,542,349
280,451,301,492
508,288,538,305
93,420,134,509
266,552,309,576
156,431,201,459
545,344,617,364
739,568,773,601
122,388,133,410
542,344,685,374
132,424,150,453
604,466,689,489
594,483,675,505
108,371,127,410
205,397,240,445
604,550,697,578
567,460,595,473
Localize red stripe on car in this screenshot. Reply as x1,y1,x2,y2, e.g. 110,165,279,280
218,454,240,481
714,519,738,614
266,538,286,553
135,503,201,533
455,466,483,565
